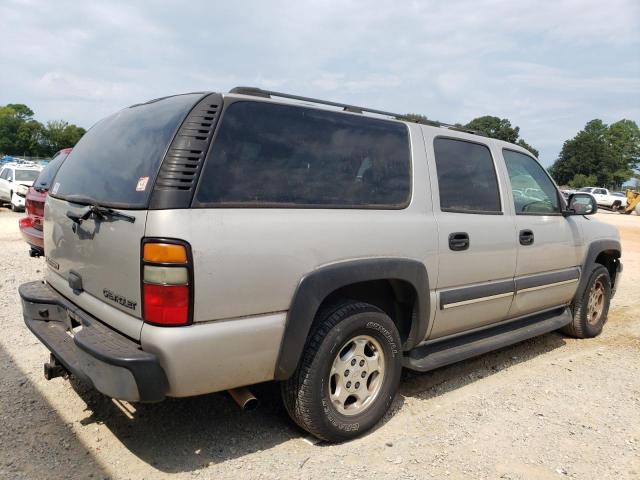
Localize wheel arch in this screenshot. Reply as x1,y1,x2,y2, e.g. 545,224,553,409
576,240,621,301
274,258,430,380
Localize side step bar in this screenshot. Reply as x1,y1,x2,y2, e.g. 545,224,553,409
403,307,572,372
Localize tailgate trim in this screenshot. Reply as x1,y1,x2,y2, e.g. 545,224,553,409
46,269,144,340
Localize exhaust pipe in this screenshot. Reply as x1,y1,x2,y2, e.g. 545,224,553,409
228,387,258,411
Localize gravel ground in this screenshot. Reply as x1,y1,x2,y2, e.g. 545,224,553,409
0,208,639,480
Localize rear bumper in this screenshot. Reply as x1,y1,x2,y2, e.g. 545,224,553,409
19,281,168,402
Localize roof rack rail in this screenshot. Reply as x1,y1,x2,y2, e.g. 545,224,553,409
229,86,485,136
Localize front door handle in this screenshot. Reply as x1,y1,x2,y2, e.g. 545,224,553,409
449,232,469,251
519,229,534,246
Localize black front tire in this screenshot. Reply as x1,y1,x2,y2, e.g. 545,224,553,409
562,264,611,338
281,301,402,442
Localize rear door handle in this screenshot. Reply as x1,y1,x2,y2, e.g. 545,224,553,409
519,229,534,246
449,232,469,251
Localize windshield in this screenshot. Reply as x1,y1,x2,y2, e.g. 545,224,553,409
15,169,40,182
51,93,204,208
579,187,592,192
34,153,68,190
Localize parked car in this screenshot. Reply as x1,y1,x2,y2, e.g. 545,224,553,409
19,88,622,442
579,187,627,210
18,148,72,256
0,162,42,211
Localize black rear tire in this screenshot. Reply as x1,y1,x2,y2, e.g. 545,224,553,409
281,301,402,442
562,265,611,338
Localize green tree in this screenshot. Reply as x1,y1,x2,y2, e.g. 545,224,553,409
0,104,85,157
568,173,598,188
516,139,539,158
396,113,440,126
0,106,22,154
5,104,34,120
399,113,539,156
549,119,640,189
41,120,86,155
463,115,539,157
15,120,46,156
464,115,520,143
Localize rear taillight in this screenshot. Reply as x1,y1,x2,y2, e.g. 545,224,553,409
141,240,192,326
25,198,33,216
19,216,33,230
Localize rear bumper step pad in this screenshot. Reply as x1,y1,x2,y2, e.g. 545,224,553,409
19,281,168,402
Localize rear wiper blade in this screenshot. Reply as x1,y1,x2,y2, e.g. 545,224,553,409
64,194,103,206
66,204,135,226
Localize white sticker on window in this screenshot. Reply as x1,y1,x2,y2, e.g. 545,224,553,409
136,176,149,192
52,182,60,194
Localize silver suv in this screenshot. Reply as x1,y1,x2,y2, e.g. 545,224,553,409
20,88,622,442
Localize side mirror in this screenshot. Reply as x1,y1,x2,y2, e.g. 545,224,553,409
565,193,598,216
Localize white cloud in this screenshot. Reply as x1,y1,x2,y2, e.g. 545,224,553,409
0,0,638,163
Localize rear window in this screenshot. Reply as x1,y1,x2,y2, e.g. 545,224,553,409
51,94,203,208
195,101,411,208
16,169,40,182
34,153,68,190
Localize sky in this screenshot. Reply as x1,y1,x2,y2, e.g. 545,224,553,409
0,0,639,166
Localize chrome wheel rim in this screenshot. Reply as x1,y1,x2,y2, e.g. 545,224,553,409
587,278,605,326
328,335,385,416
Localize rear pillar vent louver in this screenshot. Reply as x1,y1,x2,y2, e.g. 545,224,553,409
149,92,223,209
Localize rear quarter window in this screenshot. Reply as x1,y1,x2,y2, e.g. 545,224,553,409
194,101,411,208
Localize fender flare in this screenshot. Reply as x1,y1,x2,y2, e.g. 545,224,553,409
274,258,429,380
576,239,621,299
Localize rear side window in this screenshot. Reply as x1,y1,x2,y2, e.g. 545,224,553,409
503,149,560,214
195,101,411,208
34,153,67,190
51,93,203,208
433,138,501,214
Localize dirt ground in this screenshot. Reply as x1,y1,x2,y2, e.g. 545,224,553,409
0,208,638,480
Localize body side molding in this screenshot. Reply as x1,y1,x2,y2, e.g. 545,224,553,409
273,258,429,380
439,279,514,310
515,267,580,292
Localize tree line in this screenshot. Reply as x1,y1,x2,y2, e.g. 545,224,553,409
0,104,86,158
549,119,640,189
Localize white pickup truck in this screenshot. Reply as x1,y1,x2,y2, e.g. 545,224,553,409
579,187,627,210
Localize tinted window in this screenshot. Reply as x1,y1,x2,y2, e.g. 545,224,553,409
52,94,202,208
503,149,560,214
433,138,501,213
195,101,411,208
34,153,68,190
0,169,7,180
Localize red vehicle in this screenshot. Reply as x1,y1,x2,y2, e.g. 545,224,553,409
19,148,72,256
